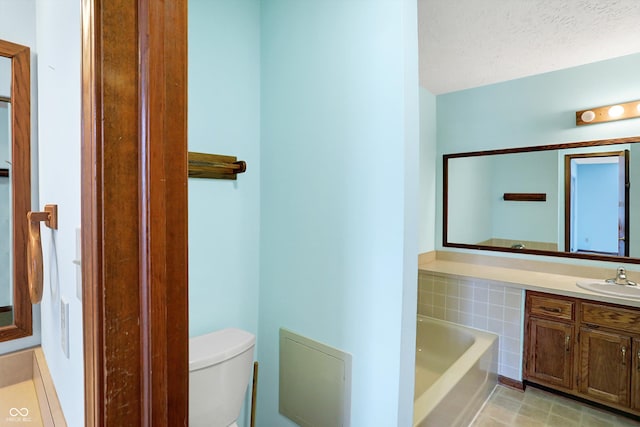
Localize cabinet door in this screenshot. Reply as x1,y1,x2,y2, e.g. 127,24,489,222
632,338,640,410
527,318,574,389
579,328,631,407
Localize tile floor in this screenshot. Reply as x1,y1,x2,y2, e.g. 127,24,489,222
471,385,640,427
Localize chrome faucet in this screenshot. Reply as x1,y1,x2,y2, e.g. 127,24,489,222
606,267,637,286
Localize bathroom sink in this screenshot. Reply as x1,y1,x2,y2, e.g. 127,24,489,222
576,280,640,299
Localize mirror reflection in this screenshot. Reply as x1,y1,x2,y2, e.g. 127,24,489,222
444,138,640,263
0,56,11,327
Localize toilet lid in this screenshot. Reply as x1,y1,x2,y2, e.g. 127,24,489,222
189,328,255,371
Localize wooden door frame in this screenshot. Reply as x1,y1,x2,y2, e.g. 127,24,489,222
81,0,188,425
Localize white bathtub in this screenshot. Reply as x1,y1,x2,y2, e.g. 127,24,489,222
413,315,499,427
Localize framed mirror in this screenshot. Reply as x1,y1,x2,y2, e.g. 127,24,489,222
0,39,31,341
443,136,640,264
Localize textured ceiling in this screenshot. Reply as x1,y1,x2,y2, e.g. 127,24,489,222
419,0,640,94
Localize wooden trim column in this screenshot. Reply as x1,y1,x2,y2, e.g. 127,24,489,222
81,0,188,425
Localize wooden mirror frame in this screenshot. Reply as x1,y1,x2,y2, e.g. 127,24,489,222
0,39,31,342
443,136,640,264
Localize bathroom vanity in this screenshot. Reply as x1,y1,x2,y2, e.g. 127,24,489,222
419,251,640,418
525,290,640,416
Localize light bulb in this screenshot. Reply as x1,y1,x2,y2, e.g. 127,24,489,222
608,105,624,118
581,110,596,123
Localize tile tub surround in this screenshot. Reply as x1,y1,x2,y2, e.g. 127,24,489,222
418,251,640,308
0,347,66,426
418,271,524,381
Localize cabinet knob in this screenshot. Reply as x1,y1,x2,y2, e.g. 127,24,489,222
622,346,627,365
637,350,640,371
565,335,570,352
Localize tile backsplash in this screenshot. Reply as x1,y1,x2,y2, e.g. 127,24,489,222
418,271,524,381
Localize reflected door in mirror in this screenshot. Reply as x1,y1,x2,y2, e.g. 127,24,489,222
565,151,629,257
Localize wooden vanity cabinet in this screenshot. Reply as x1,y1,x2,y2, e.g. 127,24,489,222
525,293,576,391
632,338,640,411
527,318,574,389
525,291,640,416
578,327,630,406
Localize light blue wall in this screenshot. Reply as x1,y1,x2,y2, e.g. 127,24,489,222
34,0,84,426
434,53,640,267
0,0,41,356
258,0,418,425
437,53,640,154
188,2,261,425
419,87,436,253
188,0,260,338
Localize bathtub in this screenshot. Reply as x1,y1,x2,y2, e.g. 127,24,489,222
413,315,499,427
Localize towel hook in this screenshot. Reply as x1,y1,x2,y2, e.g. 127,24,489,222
27,204,58,304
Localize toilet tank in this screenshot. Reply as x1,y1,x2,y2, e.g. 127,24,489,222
189,328,255,427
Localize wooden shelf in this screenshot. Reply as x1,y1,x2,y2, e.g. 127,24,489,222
503,193,546,202
0,168,8,178
188,152,246,180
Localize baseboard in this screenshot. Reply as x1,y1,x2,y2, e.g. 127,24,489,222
498,375,524,391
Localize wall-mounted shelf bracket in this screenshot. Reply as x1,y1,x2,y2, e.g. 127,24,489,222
27,204,58,304
188,151,247,180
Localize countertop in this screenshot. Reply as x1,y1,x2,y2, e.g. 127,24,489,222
419,254,640,308
0,380,44,426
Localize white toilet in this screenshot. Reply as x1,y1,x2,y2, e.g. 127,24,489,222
189,328,256,427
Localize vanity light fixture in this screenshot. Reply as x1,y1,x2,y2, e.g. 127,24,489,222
576,100,640,126
608,105,624,118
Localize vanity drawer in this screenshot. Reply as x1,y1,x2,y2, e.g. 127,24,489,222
581,302,640,333
529,294,574,320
